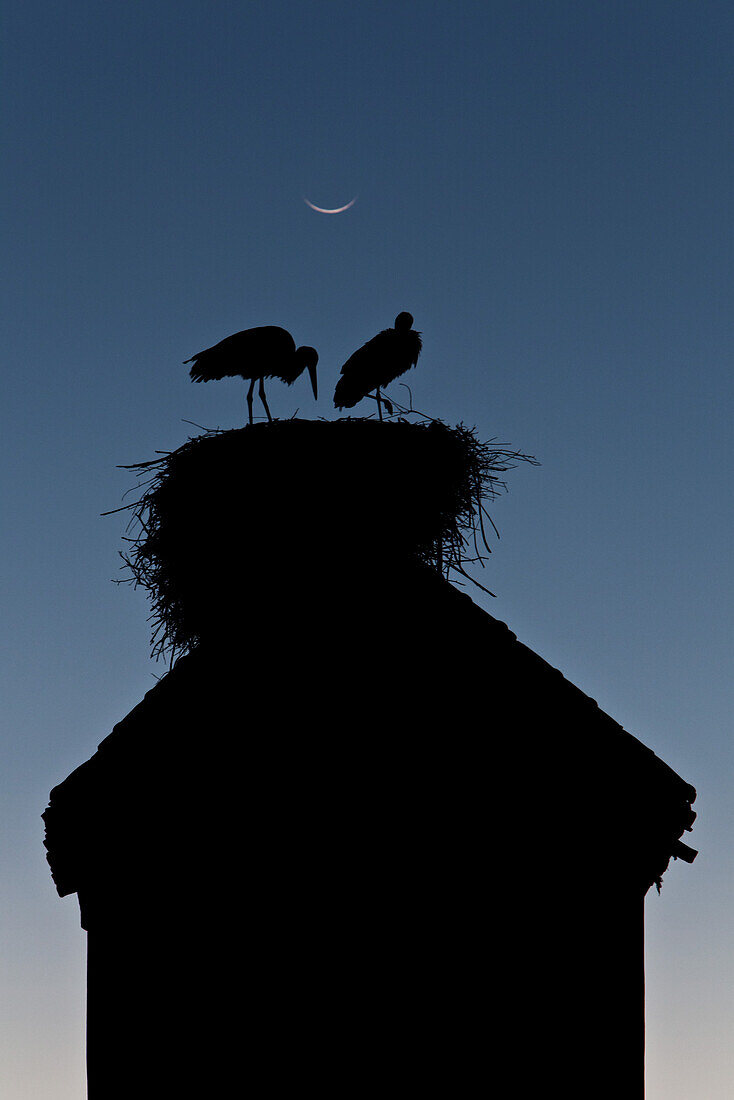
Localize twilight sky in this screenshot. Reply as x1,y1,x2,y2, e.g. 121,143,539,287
3,2,733,1095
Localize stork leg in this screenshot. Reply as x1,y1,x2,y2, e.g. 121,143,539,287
246,379,256,425
376,386,383,421
364,391,394,419
259,377,273,422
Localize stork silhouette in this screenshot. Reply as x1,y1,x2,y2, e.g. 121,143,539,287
185,326,318,425
334,312,422,420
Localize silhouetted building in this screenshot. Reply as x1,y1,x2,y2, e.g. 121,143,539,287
44,566,696,1098
44,422,696,1098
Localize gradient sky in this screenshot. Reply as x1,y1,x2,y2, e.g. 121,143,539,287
3,2,732,1095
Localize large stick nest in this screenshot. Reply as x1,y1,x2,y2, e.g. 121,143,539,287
109,417,537,660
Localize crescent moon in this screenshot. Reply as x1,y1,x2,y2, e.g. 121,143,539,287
303,196,357,214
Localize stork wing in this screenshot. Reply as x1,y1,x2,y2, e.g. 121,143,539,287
338,329,392,379
185,326,296,381
333,332,388,408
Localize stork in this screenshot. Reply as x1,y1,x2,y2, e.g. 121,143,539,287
185,325,318,425
333,312,422,420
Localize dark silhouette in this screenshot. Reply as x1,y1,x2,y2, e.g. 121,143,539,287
106,419,533,657
334,311,422,419
44,419,696,1098
185,325,318,423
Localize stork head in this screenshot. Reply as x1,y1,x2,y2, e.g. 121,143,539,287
294,345,319,400
394,311,414,330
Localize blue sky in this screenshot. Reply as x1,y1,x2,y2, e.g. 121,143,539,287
3,2,733,1095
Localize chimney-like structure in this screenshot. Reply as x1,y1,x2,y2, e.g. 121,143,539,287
44,420,696,1098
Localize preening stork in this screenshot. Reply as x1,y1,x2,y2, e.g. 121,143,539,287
185,325,318,425
333,312,422,420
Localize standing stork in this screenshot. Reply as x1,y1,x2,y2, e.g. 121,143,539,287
185,325,318,425
333,312,422,420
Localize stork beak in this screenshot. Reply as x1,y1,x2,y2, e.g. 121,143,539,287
307,362,318,401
